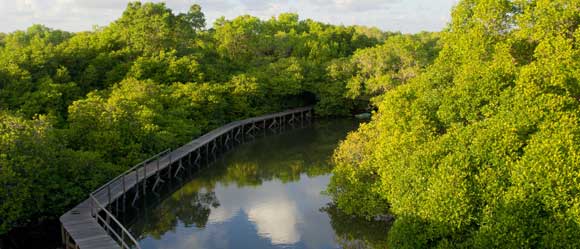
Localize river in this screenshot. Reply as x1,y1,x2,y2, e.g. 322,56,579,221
123,119,389,249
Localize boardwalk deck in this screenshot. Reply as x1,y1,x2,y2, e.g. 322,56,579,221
60,106,313,249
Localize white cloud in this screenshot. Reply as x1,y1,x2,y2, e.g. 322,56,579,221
246,199,301,244
206,180,302,245
0,0,457,34
305,0,400,12
137,174,341,249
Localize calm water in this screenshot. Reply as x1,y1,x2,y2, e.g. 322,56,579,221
126,119,389,249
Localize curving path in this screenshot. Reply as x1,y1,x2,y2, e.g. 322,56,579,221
60,107,313,249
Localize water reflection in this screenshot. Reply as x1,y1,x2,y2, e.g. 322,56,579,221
126,119,389,249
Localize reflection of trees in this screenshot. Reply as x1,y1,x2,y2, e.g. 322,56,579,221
210,118,360,187
130,119,360,240
176,192,219,228
131,190,219,240
322,204,391,249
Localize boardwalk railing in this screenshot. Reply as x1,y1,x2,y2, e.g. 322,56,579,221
61,106,313,249
91,149,170,208
88,149,170,249
90,195,141,249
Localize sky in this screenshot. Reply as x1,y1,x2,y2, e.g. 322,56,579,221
0,0,458,34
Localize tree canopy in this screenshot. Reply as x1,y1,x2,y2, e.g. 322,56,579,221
329,0,580,248
0,2,429,234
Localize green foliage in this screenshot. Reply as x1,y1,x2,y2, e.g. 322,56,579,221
253,57,304,96
322,32,441,104
330,0,580,248
108,2,195,54
0,112,114,233
180,4,206,31
214,15,264,65
127,50,202,83
67,78,167,166
0,1,432,236
344,33,440,101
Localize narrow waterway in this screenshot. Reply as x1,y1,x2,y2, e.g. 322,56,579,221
125,119,389,249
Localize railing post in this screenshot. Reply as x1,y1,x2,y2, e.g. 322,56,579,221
90,196,94,217
105,212,110,232
205,143,209,164
280,116,284,131
60,224,65,248
135,166,138,192
143,163,147,196
241,125,244,139
122,175,126,212
157,158,160,177
197,149,201,169
169,153,172,177
107,184,111,208
115,192,119,215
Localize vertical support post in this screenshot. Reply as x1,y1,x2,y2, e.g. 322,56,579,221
115,192,118,215
61,225,65,248
143,163,147,196
122,175,126,212
105,212,110,232
169,153,173,177
156,158,160,178
90,196,94,216
107,184,111,208
217,136,220,152
197,149,201,170
280,116,283,132
135,166,139,195
175,159,183,177
64,229,70,249
205,143,209,165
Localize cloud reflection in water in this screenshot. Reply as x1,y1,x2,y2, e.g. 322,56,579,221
131,119,379,249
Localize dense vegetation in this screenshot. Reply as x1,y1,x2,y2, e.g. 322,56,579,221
329,0,580,248
9,1,574,248
0,2,439,235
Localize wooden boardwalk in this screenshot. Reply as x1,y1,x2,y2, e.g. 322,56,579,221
60,107,313,249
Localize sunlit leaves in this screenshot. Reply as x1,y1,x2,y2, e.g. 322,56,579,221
0,2,390,235
330,0,580,248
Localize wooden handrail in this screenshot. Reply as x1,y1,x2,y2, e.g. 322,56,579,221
90,194,142,249
91,149,171,195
